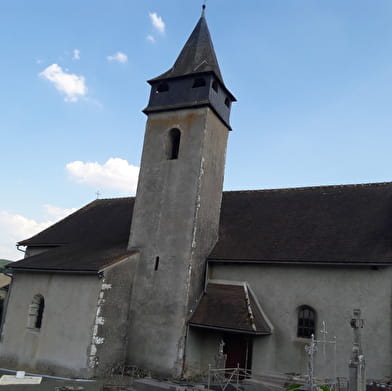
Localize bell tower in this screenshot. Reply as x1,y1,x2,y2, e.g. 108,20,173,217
127,7,235,377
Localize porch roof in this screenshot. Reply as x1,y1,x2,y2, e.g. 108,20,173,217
189,282,272,335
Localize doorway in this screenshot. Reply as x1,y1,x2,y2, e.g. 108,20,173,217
223,333,252,373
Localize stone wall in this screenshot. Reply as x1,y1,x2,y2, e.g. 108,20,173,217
0,271,101,378
209,263,392,379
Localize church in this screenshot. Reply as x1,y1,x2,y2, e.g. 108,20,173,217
0,9,391,382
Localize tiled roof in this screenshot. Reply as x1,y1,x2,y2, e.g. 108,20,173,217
189,283,272,335
210,182,392,264
11,198,136,273
8,182,392,272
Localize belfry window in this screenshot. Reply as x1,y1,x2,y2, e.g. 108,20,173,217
297,305,315,338
224,97,231,108
27,294,45,330
167,128,181,160
156,82,169,93
192,78,206,88
212,80,218,93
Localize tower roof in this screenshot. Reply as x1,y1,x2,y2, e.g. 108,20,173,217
149,12,224,85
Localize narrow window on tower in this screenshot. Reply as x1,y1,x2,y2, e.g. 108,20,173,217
154,256,160,271
167,128,181,160
27,294,45,330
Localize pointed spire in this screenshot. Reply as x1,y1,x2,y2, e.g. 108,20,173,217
150,12,224,84
144,9,235,129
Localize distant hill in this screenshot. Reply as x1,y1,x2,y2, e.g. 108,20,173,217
0,260,11,267
0,260,11,273
0,260,11,288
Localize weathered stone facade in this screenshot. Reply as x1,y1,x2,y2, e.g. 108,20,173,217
0,10,391,383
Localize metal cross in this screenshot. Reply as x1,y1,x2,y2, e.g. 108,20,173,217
349,309,366,391
95,191,101,199
320,321,328,357
202,1,207,17
350,309,364,359
305,334,317,391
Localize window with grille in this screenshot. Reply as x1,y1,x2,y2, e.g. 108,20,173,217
297,305,315,338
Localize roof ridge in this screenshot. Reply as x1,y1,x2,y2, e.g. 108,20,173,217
223,181,392,194
96,196,135,201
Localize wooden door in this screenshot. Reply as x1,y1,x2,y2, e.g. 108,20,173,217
223,333,252,376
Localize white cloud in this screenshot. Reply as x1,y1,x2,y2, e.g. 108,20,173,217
0,205,76,261
146,35,156,43
73,49,80,60
39,63,88,102
107,52,128,63
66,158,139,194
43,204,77,220
149,12,165,34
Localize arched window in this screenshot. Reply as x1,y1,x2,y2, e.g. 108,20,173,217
297,305,315,338
27,294,45,330
224,97,231,108
156,82,169,93
192,78,206,88
167,128,181,160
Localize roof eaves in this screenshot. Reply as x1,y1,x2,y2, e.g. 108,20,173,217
17,242,64,247
207,258,392,266
188,322,270,335
143,101,233,130
7,267,100,275
221,181,392,195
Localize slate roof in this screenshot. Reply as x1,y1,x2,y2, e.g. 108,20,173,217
8,182,392,273
189,283,272,335
211,182,392,264
149,14,225,85
11,198,136,273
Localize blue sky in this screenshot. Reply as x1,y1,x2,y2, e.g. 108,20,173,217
1,0,392,260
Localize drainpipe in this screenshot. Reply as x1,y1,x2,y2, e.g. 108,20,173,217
181,325,189,379
204,261,209,293
16,245,26,255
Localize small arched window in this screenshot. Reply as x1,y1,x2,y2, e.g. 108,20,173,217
156,82,169,93
224,97,231,108
167,128,181,160
297,305,315,338
192,78,206,88
27,294,45,330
